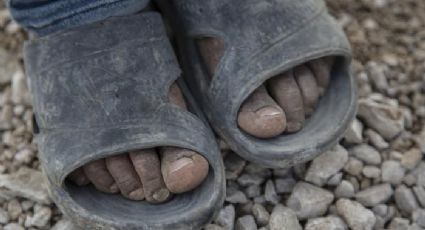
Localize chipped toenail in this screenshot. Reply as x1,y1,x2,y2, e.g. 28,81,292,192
109,183,119,193
170,157,194,174
129,188,145,200
153,188,170,202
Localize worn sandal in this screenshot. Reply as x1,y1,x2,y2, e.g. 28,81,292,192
24,12,225,229
156,0,357,168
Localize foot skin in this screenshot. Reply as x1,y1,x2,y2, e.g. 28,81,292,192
197,38,334,138
68,83,209,203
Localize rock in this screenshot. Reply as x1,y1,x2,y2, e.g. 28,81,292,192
14,148,35,164
343,157,364,176
252,204,270,227
362,166,381,178
335,180,355,198
0,167,50,204
4,223,25,230
413,163,425,187
412,209,425,228
327,173,343,186
205,224,225,230
355,184,393,207
264,180,279,205
388,217,410,230
336,198,376,230
11,70,31,106
269,205,302,230
366,61,389,93
305,144,349,186
244,163,271,178
401,148,422,170
51,219,80,230
358,96,404,140
245,185,261,198
225,153,246,180
349,144,381,165
27,205,52,228
275,178,296,194
381,160,406,185
237,174,265,187
0,207,9,224
7,199,22,220
216,205,235,230
305,216,348,230
413,186,425,208
0,48,19,85
235,215,257,230
286,182,334,220
344,119,363,144
226,188,248,204
395,185,419,216
365,129,389,150
414,129,425,153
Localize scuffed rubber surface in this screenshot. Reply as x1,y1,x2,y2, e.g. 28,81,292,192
156,0,357,168
24,12,225,230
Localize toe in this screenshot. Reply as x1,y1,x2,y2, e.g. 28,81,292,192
268,71,305,133
68,167,90,186
129,149,170,203
237,85,287,138
105,155,145,200
160,147,209,194
294,65,320,116
83,159,119,194
308,57,335,93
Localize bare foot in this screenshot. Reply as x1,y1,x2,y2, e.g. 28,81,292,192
197,38,334,138
68,83,209,203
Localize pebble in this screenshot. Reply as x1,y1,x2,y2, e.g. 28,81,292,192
401,148,422,170
355,184,393,207
327,173,343,186
235,215,257,230
381,160,406,185
388,217,410,230
395,185,419,216
0,48,19,85
334,180,355,198
274,178,296,194
4,223,25,230
7,199,22,220
226,188,248,204
269,205,302,230
216,205,235,230
412,209,425,228
344,118,363,144
51,219,80,230
252,203,270,226
343,157,364,176
26,205,52,228
286,182,334,220
237,174,265,187
305,144,349,186
336,199,376,230
0,207,9,224
365,129,389,149
205,224,225,230
413,186,425,208
304,216,347,230
358,96,405,140
362,165,381,178
349,144,381,165
224,152,246,179
11,70,31,106
264,180,279,205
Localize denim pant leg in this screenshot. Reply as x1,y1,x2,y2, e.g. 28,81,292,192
6,0,150,36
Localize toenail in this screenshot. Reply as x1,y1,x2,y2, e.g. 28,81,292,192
129,188,145,200
287,122,302,132
153,188,170,202
109,183,119,193
170,158,194,174
255,106,282,117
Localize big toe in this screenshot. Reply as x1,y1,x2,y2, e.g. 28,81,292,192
160,147,209,194
237,85,287,138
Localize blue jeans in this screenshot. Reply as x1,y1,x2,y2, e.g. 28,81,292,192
6,0,150,36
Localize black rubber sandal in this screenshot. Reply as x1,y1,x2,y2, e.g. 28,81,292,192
24,12,225,230
156,0,357,168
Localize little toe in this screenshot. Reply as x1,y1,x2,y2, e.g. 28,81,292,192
129,149,170,203
237,85,287,138
105,155,145,200
267,71,305,133
160,147,209,194
308,57,335,93
83,159,119,194
68,167,90,186
294,65,320,116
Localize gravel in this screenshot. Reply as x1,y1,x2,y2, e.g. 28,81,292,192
1,0,425,229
